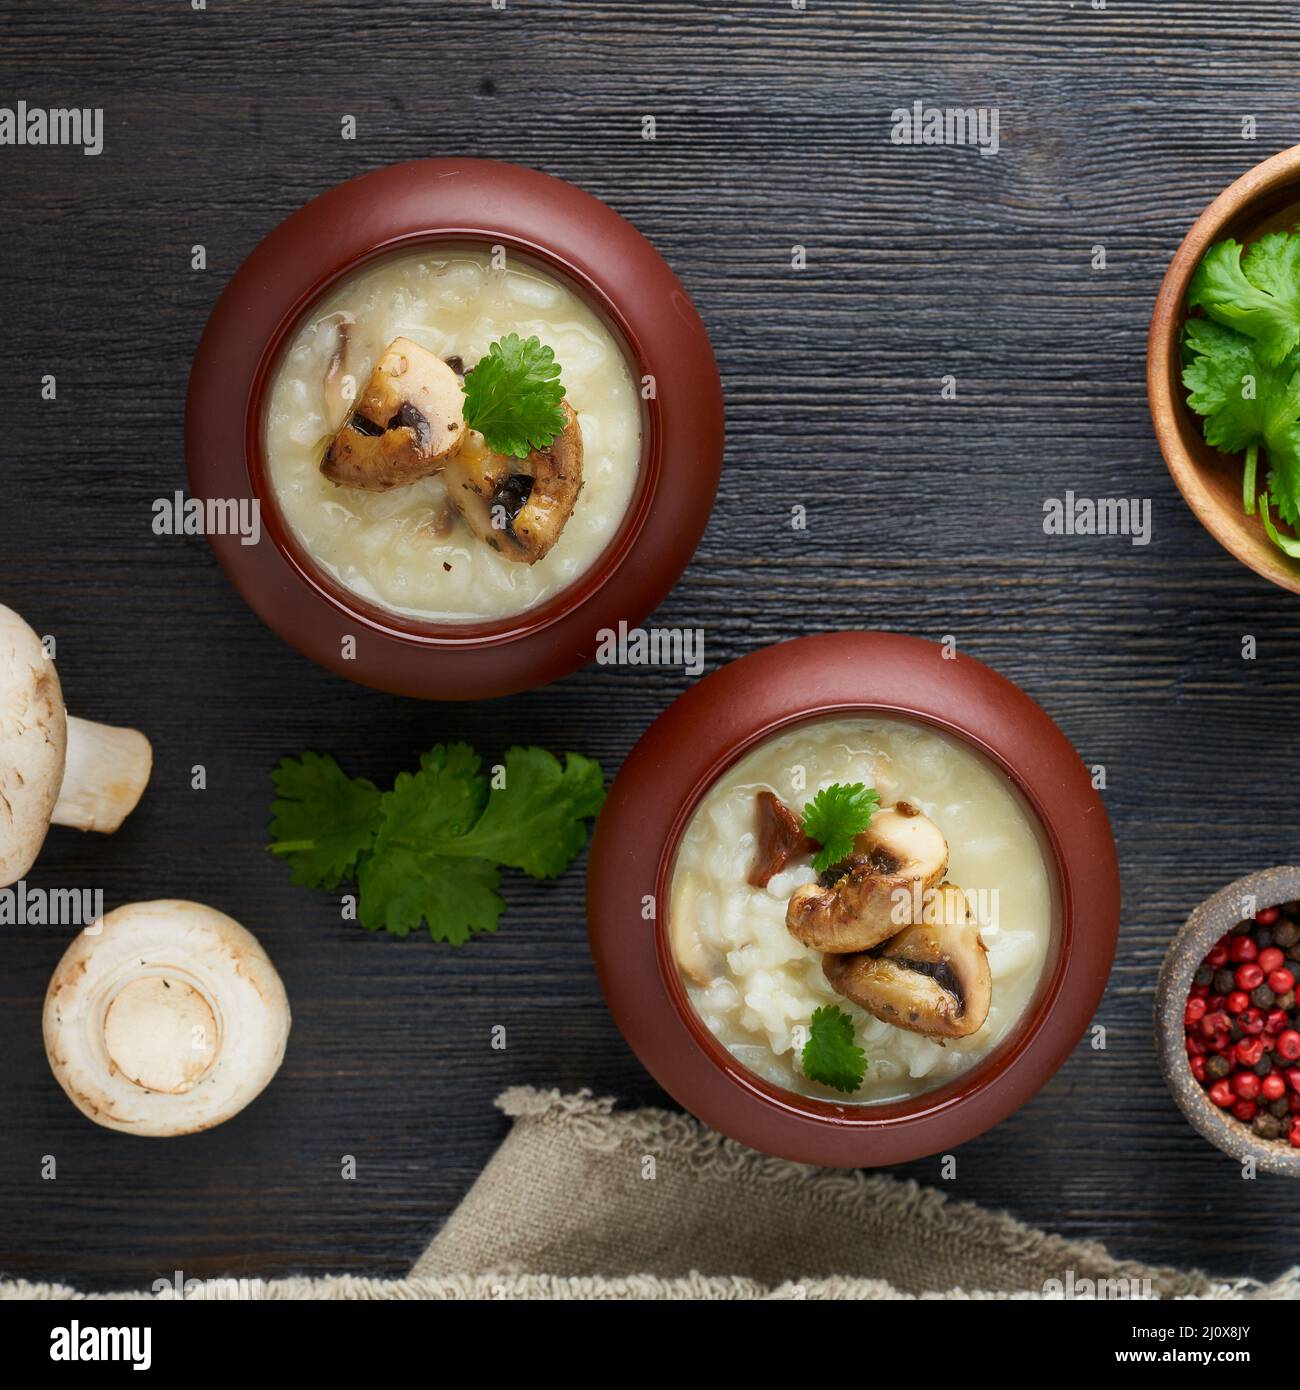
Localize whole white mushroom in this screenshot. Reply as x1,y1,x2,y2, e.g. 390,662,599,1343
44,900,292,1136
0,603,152,887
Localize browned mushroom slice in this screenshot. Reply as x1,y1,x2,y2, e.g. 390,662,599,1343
822,884,991,1039
320,337,467,492
320,311,356,426
785,802,948,953
442,402,583,564
748,790,817,888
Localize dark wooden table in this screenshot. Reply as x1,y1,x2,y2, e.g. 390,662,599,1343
3,0,1299,1291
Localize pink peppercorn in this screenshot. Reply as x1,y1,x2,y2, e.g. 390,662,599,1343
1233,1071,1262,1101
1262,1073,1288,1102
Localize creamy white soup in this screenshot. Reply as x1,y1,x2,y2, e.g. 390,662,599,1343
670,717,1053,1104
263,247,642,622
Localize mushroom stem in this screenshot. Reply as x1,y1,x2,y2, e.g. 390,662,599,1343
51,716,152,834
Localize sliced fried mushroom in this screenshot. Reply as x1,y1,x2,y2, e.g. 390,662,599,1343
785,801,948,953
670,871,716,987
43,900,291,1135
443,401,583,564
0,605,152,888
822,883,992,1039
320,311,356,426
320,336,467,491
748,790,816,888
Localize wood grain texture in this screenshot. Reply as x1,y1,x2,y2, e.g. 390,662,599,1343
3,0,1300,1288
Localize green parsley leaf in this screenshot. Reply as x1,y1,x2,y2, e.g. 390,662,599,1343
357,846,504,945
1260,494,1300,557
1182,303,1300,533
801,1005,867,1094
267,741,603,945
1189,234,1300,366
801,782,880,874
268,752,383,889
462,333,568,459
451,747,606,878
1182,319,1300,454
375,742,490,850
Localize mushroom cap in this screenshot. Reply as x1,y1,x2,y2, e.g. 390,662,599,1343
0,604,68,887
823,883,992,1040
443,402,584,564
320,337,467,491
786,803,950,954
43,900,291,1136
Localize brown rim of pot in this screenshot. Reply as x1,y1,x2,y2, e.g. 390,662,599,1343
1148,143,1300,596
1154,866,1300,1178
586,632,1121,1167
185,158,724,700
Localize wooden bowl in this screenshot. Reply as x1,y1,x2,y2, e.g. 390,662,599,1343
587,632,1121,1167
1149,144,1300,595
186,159,724,701
1154,867,1300,1177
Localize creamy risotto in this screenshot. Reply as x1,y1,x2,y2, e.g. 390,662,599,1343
263,247,642,622
670,717,1053,1104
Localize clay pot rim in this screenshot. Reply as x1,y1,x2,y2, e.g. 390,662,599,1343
1154,866,1300,1178
586,632,1121,1167
245,231,659,648
185,158,724,700
1148,143,1300,596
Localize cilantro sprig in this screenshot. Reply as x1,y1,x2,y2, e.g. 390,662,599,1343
1189,234,1300,366
801,1005,867,1094
462,334,568,458
1183,230,1300,547
800,782,880,874
268,742,604,944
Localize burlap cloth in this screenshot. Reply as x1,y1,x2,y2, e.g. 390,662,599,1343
6,1087,1298,1300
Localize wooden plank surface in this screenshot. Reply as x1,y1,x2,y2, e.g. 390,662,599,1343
3,0,1300,1288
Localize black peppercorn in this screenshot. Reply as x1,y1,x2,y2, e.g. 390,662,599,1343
1232,920,1253,936
1252,984,1276,1009
1270,1097,1291,1119
1255,1055,1274,1077
1277,990,1296,1012
1253,1113,1283,1141
1214,968,1237,994
1288,943,1300,964
1254,926,1275,949
1194,965,1215,988
1206,1054,1232,1081
1274,921,1299,948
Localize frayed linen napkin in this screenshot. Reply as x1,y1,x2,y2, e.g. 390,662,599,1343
6,1088,1298,1300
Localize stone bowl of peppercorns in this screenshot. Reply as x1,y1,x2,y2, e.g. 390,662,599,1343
1156,867,1300,1175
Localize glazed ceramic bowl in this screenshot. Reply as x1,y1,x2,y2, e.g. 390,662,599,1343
1149,144,1300,595
587,632,1121,1166
1155,867,1300,1177
186,159,724,700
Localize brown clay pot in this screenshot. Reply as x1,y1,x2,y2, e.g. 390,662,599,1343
187,159,724,699
587,632,1121,1166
